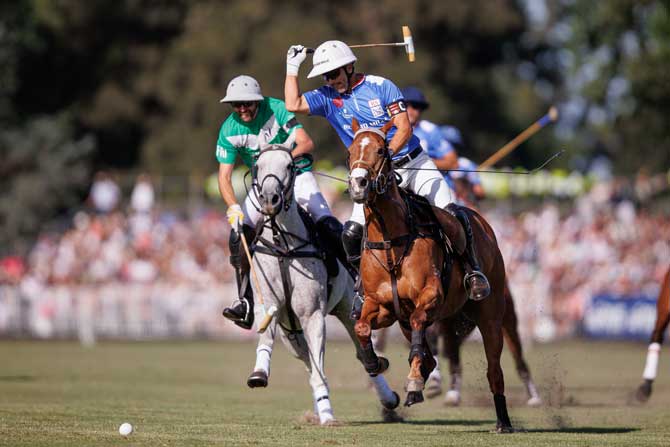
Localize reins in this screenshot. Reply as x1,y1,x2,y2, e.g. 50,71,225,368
249,147,326,337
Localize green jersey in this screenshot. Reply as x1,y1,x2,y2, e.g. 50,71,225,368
215,96,303,168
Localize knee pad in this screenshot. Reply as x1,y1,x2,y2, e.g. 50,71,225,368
229,224,255,268
342,220,364,262
229,229,242,268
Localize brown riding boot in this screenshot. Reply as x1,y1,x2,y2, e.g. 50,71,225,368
446,205,491,301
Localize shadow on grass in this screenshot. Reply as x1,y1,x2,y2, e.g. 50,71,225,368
350,419,495,427
521,427,639,434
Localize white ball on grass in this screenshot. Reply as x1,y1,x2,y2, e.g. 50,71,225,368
119,422,133,436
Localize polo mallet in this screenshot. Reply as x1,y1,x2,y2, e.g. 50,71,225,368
479,106,559,169
305,25,416,62
239,231,277,334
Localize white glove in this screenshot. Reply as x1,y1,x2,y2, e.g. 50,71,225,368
286,45,307,76
226,204,244,233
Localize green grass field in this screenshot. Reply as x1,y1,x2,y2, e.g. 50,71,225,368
1,339,669,446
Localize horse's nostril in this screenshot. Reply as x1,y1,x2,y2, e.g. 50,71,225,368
271,194,280,205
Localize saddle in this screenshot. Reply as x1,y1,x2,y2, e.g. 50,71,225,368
296,207,339,279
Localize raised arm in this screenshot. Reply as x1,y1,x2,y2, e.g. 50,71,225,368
285,45,311,114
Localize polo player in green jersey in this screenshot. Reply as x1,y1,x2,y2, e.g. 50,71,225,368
217,75,353,329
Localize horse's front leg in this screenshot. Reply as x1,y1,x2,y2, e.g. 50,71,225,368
354,296,390,375
248,314,278,388
403,286,439,407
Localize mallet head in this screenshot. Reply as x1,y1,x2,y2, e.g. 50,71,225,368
402,26,415,62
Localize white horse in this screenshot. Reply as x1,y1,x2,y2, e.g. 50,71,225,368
246,145,400,425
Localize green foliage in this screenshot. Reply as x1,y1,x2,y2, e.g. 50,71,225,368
552,0,670,173
0,115,94,255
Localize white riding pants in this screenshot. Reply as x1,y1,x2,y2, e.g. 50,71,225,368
349,151,454,225
242,171,332,227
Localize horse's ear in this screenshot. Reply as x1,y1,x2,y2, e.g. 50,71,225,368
381,120,394,134
351,117,359,133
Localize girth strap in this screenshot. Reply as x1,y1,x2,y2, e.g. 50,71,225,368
271,226,303,336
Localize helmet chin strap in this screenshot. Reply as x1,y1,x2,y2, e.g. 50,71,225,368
345,64,356,94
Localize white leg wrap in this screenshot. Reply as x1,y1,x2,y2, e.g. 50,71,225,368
254,344,272,374
427,355,442,382
643,342,661,380
313,384,334,424
369,374,396,405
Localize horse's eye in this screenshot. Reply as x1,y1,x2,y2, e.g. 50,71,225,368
377,148,384,155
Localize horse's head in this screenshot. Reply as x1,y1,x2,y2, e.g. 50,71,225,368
252,144,296,216
347,118,395,204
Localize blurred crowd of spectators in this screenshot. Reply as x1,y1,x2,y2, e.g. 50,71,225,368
1,171,668,340
488,182,669,338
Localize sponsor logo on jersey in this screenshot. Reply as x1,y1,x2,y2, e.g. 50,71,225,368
333,97,344,108
340,106,353,119
368,98,384,118
216,145,227,159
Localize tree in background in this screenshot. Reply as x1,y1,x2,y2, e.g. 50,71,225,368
546,0,670,173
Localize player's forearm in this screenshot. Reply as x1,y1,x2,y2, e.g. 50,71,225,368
291,140,313,158
284,76,304,113
388,118,411,155
290,128,314,158
218,169,238,208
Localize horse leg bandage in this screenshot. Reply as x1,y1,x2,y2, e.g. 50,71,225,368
254,345,272,374
643,342,661,380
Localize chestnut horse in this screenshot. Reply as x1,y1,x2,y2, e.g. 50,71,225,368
347,119,513,432
636,265,670,402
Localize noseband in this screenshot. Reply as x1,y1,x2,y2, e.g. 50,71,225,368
349,128,393,196
252,146,297,214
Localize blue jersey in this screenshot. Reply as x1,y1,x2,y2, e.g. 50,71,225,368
414,120,455,160
414,119,456,190
304,74,420,160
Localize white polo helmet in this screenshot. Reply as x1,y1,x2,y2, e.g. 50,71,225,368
307,40,357,79
219,75,264,103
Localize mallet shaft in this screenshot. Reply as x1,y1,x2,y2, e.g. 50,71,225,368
239,232,276,334
349,42,406,48
479,107,558,169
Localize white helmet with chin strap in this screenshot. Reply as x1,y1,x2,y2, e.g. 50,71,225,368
307,40,357,79
220,75,264,103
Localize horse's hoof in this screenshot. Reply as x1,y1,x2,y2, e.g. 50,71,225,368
381,406,404,423
424,377,442,399
404,391,424,407
382,391,401,410
495,423,514,434
247,370,268,388
444,390,461,406
526,395,542,407
636,380,652,403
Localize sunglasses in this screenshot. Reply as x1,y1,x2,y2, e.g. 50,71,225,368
231,101,255,108
323,68,342,81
